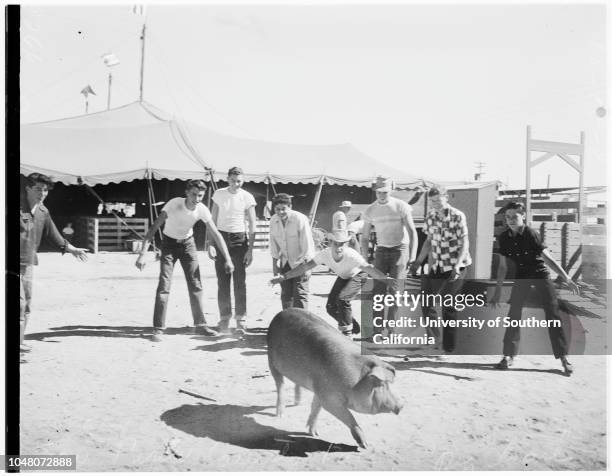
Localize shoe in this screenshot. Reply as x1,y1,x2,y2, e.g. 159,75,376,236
151,329,164,342
195,326,219,337
496,356,513,370
20,344,32,353
560,357,574,376
217,319,230,334
351,319,361,335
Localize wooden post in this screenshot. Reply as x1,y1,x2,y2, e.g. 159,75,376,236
526,125,532,224
578,131,585,226
309,177,324,227
93,218,99,254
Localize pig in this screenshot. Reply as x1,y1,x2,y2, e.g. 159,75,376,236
267,308,403,449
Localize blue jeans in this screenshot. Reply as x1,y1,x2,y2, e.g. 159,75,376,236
214,232,247,322
372,244,408,329
280,262,310,310
326,272,365,332
421,268,467,352
153,236,207,329
503,279,568,358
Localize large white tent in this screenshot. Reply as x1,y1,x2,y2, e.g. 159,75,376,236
20,101,431,189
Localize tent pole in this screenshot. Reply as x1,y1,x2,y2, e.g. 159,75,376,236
145,170,158,252
308,177,324,227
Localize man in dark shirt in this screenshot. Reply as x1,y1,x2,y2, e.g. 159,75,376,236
20,173,88,355
490,202,579,375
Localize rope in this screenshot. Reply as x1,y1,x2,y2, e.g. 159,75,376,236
81,181,145,239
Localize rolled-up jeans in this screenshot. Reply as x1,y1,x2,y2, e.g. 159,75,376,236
372,243,408,331
153,236,207,329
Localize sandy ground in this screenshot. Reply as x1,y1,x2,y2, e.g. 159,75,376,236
19,250,607,471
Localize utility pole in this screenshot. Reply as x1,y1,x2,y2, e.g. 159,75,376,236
139,22,146,101
474,161,486,181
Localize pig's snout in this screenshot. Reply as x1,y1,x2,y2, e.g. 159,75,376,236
393,400,404,415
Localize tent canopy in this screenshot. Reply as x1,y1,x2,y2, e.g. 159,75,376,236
20,101,432,188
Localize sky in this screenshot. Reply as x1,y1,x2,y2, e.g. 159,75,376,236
19,2,607,189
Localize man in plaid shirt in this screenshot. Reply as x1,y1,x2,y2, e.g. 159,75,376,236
410,185,472,355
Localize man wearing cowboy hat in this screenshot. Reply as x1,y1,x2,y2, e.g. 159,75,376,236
361,176,418,337
332,200,352,230
271,228,387,337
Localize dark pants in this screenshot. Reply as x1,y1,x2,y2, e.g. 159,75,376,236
280,262,310,310
153,236,207,329
214,232,248,322
20,264,33,345
326,272,365,333
502,279,568,359
421,268,466,353
373,244,408,329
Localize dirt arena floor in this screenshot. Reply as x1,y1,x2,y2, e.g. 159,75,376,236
19,251,607,471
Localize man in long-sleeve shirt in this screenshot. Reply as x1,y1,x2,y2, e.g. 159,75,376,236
269,193,315,309
20,173,88,355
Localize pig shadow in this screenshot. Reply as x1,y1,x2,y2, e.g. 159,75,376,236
161,403,358,457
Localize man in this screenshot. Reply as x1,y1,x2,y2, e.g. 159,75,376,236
332,200,352,230
135,179,234,341
360,177,418,336
409,185,472,356
347,216,364,253
20,173,89,355
207,167,257,335
490,202,579,375
270,229,387,337
269,193,316,309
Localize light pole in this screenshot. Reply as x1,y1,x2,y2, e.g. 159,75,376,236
102,53,120,110
80,85,96,114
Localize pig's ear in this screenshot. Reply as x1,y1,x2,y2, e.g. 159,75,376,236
368,365,394,385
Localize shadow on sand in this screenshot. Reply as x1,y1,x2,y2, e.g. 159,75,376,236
161,403,358,457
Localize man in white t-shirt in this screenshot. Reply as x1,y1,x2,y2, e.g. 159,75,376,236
207,167,257,335
270,229,386,337
332,200,352,230
361,177,417,338
136,179,234,342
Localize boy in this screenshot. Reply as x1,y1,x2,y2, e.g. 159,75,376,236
136,180,234,341
490,202,580,375
271,229,387,337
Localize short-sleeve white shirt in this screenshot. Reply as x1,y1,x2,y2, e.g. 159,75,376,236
162,197,212,239
313,247,367,279
363,197,412,247
212,187,256,233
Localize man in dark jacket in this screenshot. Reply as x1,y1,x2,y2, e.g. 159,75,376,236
20,173,88,355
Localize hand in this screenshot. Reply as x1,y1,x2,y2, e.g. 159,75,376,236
270,275,284,286
567,280,580,295
244,248,253,267
408,261,420,277
489,287,502,307
449,267,461,281
224,259,234,274
207,246,217,260
135,254,146,271
69,247,89,262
